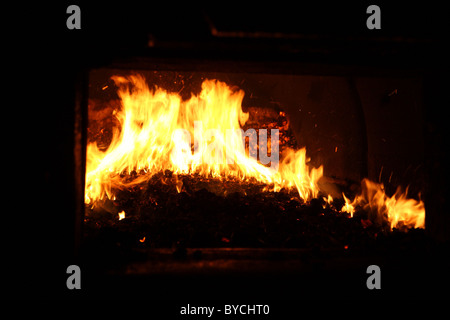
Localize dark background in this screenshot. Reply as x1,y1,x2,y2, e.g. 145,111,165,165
5,1,448,301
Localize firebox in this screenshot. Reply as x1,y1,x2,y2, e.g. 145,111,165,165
85,67,426,230
79,59,437,298
14,3,448,300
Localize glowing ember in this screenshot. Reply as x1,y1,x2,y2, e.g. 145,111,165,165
118,210,126,220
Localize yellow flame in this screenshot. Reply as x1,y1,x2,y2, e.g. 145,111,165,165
341,193,355,217
342,179,425,229
322,194,333,209
85,74,425,230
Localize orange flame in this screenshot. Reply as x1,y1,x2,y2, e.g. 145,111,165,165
342,179,425,229
341,193,355,217
85,75,425,231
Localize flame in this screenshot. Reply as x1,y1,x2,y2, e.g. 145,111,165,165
341,193,355,217
342,179,425,230
85,74,425,231
85,75,322,204
118,210,126,220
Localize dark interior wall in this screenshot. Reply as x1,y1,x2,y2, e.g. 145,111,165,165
356,77,425,192
270,75,367,183
233,74,368,184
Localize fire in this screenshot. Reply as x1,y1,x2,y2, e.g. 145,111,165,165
341,193,355,217
85,75,322,204
85,74,425,231
342,179,425,230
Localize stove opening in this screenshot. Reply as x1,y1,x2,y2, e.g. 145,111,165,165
83,68,426,258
